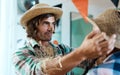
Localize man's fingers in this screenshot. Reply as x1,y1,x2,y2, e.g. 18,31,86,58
99,41,108,48
95,32,107,42
98,34,116,55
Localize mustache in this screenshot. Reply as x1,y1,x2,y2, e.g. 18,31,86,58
45,30,55,34
47,29,55,34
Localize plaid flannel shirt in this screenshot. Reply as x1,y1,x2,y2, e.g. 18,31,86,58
87,51,120,75
13,39,85,75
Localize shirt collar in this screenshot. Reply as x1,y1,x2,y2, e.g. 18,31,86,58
27,38,56,48
103,51,120,62
27,38,39,47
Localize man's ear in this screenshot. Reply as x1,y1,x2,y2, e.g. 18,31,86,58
86,17,100,32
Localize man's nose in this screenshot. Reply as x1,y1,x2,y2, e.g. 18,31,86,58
48,24,55,32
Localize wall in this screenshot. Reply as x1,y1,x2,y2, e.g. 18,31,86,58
0,0,17,75
71,17,93,47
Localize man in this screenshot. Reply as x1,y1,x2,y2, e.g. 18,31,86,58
13,3,116,75
87,9,120,75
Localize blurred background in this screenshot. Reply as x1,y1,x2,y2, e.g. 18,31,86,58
0,0,120,75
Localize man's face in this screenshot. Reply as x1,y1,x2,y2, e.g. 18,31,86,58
37,16,56,41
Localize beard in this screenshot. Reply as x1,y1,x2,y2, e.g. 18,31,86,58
37,31,53,41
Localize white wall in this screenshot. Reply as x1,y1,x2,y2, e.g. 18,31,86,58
62,1,81,46
0,0,17,75
89,0,120,17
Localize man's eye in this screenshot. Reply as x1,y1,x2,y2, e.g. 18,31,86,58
42,21,56,26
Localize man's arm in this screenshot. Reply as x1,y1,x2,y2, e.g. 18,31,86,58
42,30,116,75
